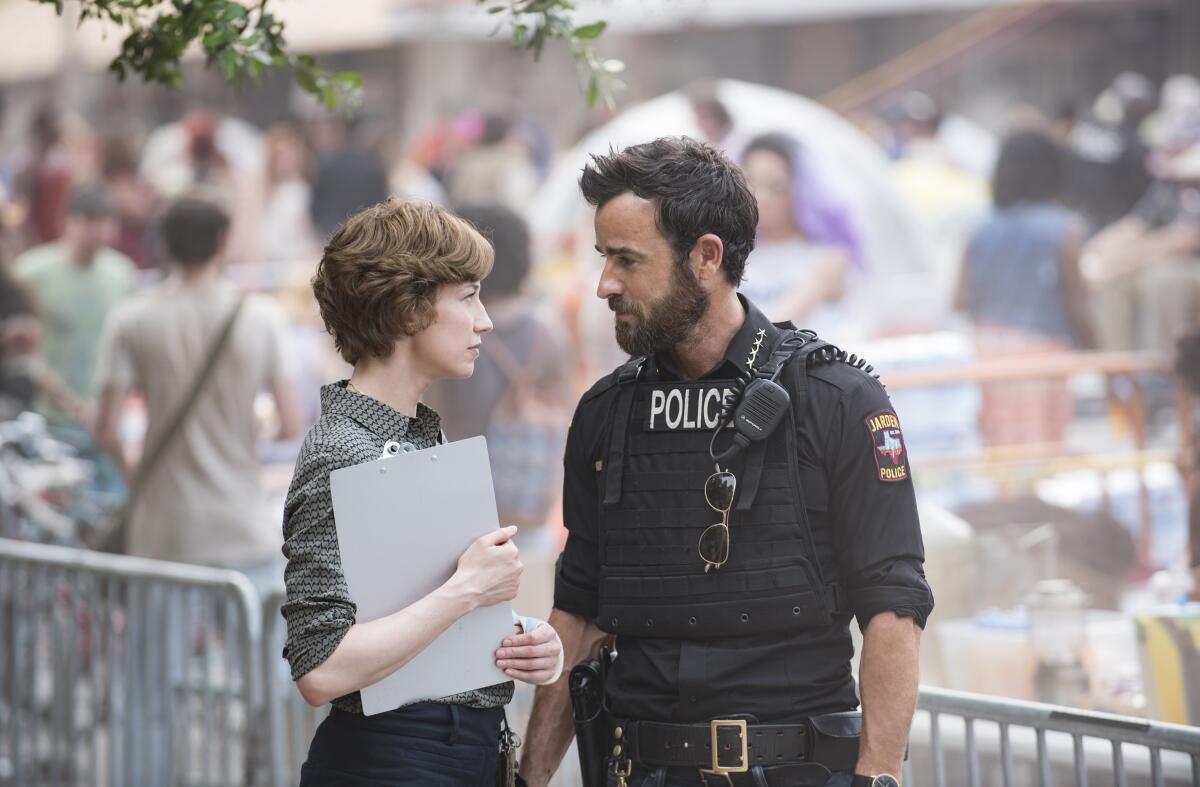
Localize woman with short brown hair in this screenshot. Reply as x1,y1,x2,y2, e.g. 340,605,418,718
284,199,561,786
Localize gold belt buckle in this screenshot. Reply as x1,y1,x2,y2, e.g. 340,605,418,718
698,771,735,787
699,718,749,784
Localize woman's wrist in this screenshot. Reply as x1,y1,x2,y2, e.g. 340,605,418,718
436,573,479,615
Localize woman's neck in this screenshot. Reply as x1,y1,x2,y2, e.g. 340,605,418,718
349,347,430,418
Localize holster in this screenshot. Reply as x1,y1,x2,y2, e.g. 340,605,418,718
569,647,614,787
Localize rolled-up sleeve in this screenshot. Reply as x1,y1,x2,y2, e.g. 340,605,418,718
827,379,934,632
553,401,602,619
280,448,357,680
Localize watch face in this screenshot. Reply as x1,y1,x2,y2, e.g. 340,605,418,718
871,776,900,787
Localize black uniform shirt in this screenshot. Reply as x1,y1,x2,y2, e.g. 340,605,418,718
554,297,934,723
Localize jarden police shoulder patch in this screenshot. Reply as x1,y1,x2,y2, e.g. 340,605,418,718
864,409,909,483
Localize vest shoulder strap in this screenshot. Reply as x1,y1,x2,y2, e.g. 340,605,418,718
600,357,644,506
580,357,644,405
616,356,645,385
755,329,821,381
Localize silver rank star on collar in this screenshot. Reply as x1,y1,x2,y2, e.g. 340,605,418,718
745,328,767,372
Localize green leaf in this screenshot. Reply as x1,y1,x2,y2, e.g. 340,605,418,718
586,74,598,107
221,3,248,22
529,24,546,60
572,20,605,40
218,50,238,83
488,5,505,13
511,24,527,48
321,83,338,112
333,70,363,91
294,67,319,95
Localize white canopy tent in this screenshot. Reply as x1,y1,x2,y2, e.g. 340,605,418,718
529,79,943,363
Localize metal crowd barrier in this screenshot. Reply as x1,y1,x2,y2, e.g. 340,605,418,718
261,590,327,787
8,537,1200,786
0,538,263,787
908,686,1200,787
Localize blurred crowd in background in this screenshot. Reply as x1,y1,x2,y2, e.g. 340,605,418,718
0,0,1198,726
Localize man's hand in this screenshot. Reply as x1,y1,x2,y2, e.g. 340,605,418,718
497,623,563,685
520,608,609,787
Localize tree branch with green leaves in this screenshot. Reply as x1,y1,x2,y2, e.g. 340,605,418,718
479,0,624,108
34,0,619,111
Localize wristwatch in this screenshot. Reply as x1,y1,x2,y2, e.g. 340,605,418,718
850,775,900,787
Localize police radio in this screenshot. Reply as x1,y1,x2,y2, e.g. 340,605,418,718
710,376,792,468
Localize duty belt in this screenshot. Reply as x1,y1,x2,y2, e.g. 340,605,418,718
621,715,860,782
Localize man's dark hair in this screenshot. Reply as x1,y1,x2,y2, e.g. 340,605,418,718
455,202,531,298
158,188,231,269
66,182,114,218
579,136,758,286
992,130,1064,208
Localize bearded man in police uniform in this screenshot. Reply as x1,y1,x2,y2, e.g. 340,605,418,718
512,137,933,787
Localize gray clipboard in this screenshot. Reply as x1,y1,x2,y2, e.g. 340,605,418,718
329,435,512,715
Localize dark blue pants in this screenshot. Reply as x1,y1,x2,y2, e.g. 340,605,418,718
300,702,504,786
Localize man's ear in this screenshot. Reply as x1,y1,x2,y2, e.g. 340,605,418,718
691,233,725,282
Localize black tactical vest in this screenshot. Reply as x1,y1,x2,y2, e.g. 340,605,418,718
596,330,844,639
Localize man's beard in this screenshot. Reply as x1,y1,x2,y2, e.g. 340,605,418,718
609,262,708,357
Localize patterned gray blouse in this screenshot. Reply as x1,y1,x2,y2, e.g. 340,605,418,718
281,381,514,714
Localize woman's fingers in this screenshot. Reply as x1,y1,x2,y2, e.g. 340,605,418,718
481,525,519,546
495,640,560,660
494,638,559,662
496,622,562,683
502,665,559,684
500,622,556,649
497,655,559,672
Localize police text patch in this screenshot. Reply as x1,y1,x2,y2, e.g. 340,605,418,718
865,409,908,483
642,383,737,432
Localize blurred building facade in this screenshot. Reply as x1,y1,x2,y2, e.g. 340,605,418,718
0,0,1195,154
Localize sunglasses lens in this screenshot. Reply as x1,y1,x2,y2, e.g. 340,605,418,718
698,522,729,566
705,472,736,512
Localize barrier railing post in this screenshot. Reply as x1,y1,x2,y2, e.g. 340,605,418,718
914,686,1200,787
0,538,263,787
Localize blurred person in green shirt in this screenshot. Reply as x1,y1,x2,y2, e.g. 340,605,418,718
13,182,136,423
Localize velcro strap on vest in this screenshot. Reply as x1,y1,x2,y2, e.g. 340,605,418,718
603,358,644,506
605,571,846,612
605,566,811,598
